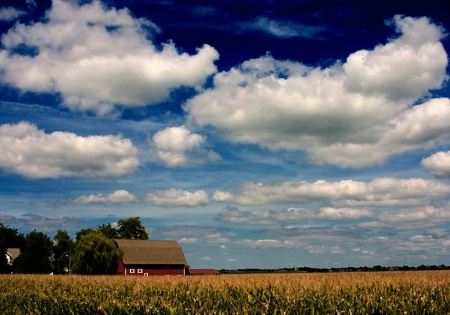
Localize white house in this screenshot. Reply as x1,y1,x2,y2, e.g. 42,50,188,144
5,248,20,266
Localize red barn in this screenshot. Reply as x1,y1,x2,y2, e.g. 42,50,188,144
114,239,188,276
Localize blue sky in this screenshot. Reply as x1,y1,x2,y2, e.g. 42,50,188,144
1,0,450,269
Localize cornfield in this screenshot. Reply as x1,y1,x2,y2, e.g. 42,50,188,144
1,271,450,314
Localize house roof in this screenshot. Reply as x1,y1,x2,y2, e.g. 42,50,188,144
114,239,187,265
6,248,20,260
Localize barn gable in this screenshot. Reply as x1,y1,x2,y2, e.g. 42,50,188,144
114,239,187,276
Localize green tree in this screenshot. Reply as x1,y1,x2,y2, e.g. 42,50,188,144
117,217,149,240
71,231,122,275
53,230,75,274
97,223,119,239
75,228,97,241
0,222,8,273
13,230,53,274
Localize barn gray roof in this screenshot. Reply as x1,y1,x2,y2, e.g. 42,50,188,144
114,239,187,265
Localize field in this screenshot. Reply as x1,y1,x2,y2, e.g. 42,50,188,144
1,271,450,314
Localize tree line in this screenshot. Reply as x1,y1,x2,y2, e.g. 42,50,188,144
0,217,148,275
224,264,450,274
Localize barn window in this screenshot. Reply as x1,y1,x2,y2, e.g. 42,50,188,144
144,273,148,276
138,269,143,273
129,268,135,273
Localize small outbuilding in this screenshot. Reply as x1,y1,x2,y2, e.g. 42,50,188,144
114,239,187,276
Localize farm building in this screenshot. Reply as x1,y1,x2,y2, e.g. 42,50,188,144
5,248,20,266
114,239,188,276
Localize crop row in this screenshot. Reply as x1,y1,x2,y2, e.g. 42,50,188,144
1,271,450,314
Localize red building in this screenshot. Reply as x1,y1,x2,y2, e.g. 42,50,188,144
114,239,188,276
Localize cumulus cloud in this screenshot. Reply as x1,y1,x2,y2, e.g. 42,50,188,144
185,15,449,168
262,225,372,242
422,151,450,178
212,177,450,206
217,207,373,225
0,7,26,21
152,125,221,167
378,206,450,225
236,239,291,249
157,225,234,244
0,0,218,115
179,237,198,243
306,245,345,255
74,190,137,204
344,16,447,101
309,98,450,167
423,229,450,239
146,189,209,206
217,203,450,234
0,121,139,178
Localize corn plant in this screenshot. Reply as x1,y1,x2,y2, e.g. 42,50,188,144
1,271,450,314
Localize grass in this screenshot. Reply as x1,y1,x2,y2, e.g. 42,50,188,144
1,271,450,314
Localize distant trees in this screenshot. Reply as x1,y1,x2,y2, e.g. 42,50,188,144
97,223,119,239
84,217,148,240
117,217,149,240
1,217,149,274
53,230,75,274
13,231,53,274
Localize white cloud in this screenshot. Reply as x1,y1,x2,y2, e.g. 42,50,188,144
317,207,373,220
146,189,209,206
216,203,450,232
0,7,26,21
422,151,450,178
308,98,450,168
74,190,137,204
185,15,449,168
344,16,447,101
378,206,450,224
217,210,274,225
423,229,450,239
217,207,373,225
356,203,450,231
244,16,327,39
0,213,80,232
205,233,232,243
236,239,286,249
0,121,139,178
158,225,224,237
213,178,450,206
306,245,344,255
0,0,218,115
159,225,234,244
212,191,234,202
152,125,220,167
178,237,198,243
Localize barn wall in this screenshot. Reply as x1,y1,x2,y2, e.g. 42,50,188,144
116,259,125,275
122,264,185,276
